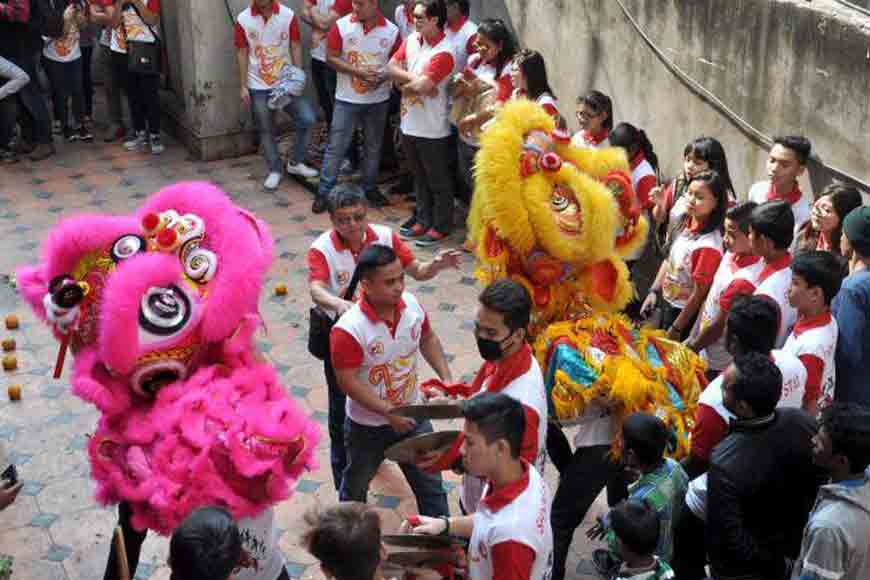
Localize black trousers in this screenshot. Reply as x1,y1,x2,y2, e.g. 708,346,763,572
81,45,94,117
127,71,160,134
403,133,454,235
672,498,708,580
324,352,347,492
102,502,147,580
551,444,629,580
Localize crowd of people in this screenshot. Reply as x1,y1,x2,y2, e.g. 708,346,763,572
3,0,870,579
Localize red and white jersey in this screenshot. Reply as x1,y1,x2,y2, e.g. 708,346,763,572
327,13,401,104
331,292,428,427
393,2,414,39
782,312,838,411
630,151,657,211
662,227,723,309
109,0,160,54
445,16,477,72
754,260,797,348
307,224,415,318
394,31,455,139
232,507,284,580
571,129,610,150
459,54,513,146
44,26,81,62
235,2,301,90
469,464,553,580
748,181,811,253
307,0,352,62
772,348,810,410
691,252,761,371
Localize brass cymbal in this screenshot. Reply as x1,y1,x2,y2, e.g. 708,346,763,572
384,430,461,464
392,403,464,420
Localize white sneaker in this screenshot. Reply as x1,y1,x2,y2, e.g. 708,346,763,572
263,172,282,190
286,161,319,178
124,131,147,151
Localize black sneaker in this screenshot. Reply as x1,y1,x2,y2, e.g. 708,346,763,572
365,189,389,208
312,196,329,214
78,124,93,142
399,216,417,236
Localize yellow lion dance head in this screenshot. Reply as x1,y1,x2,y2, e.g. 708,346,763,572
468,100,648,338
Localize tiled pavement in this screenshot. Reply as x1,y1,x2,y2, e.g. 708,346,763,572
0,130,605,579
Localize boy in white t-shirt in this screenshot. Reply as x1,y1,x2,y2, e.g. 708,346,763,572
784,251,844,416
43,1,91,142
169,507,244,580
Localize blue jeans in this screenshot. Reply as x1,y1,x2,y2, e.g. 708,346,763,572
249,88,316,173
340,417,449,517
317,99,389,199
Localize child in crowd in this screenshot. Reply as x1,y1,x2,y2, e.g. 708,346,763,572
509,48,560,123
303,503,387,580
0,55,30,162
794,182,863,262
686,201,760,377
642,171,726,340
783,251,843,416
792,403,870,580
571,89,612,149
748,136,813,251
169,507,242,580
609,500,675,580
651,136,736,248
43,0,92,142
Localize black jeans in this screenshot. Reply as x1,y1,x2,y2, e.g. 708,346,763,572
102,502,147,580
43,56,84,129
0,97,16,148
310,57,336,126
403,133,454,234
127,70,160,134
546,421,574,475
672,498,708,580
323,353,347,492
10,52,51,144
551,445,629,580
81,45,94,117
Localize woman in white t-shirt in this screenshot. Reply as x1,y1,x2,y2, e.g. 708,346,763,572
509,48,561,126
43,0,90,141
571,90,612,149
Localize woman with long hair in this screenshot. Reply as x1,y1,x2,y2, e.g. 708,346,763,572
509,48,560,123
795,183,863,259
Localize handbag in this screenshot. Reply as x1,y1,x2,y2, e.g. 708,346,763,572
124,3,162,75
307,275,360,361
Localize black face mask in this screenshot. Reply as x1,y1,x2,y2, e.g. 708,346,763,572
476,331,514,361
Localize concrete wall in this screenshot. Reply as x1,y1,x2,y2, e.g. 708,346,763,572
162,0,870,195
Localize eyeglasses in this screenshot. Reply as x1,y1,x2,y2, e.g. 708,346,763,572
334,212,367,226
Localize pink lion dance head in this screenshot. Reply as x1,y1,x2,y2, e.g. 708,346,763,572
16,182,319,534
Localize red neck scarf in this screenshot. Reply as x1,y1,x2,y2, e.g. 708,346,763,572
470,342,533,394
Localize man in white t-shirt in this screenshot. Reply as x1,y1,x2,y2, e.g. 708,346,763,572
388,0,456,248
330,243,451,517
394,0,415,39
404,393,554,580
301,0,352,130
445,0,477,72
747,136,813,253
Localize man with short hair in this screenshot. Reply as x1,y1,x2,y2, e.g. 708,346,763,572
404,393,554,580
748,136,813,252
235,0,319,191
444,0,477,73
330,244,451,516
312,0,401,214
791,403,870,580
832,206,870,406
168,507,243,580
706,352,821,580
308,183,460,491
303,502,387,580
301,0,352,131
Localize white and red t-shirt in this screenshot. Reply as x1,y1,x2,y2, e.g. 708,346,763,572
306,0,352,62
232,507,284,580
235,2,301,90
748,181,811,253
661,225,723,310
44,25,81,62
571,128,610,149
93,0,113,47
630,151,657,211
393,1,414,39
327,12,401,104
469,464,553,580
331,292,430,427
459,53,513,146
307,224,415,317
782,311,838,411
110,0,160,54
392,31,455,139
511,90,560,124
445,15,477,73
718,253,796,348
461,344,549,512
691,252,761,372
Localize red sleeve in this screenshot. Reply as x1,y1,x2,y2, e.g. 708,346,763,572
234,22,249,49
307,248,331,284
392,38,408,65
520,405,540,465
330,327,364,370
465,33,478,57
421,312,432,337
719,278,756,313
326,24,343,53
495,73,513,103
391,232,416,268
145,0,160,12
690,403,729,462
542,102,559,120
423,52,455,85
389,31,403,57
636,174,658,210
798,353,824,408
331,0,353,16
690,247,723,286
289,15,301,43
490,541,536,580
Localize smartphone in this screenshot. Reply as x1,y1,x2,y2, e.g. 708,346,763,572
1,464,18,487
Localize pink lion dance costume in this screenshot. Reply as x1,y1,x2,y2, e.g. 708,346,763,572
16,182,319,579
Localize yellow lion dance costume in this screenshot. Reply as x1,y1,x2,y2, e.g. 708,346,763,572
469,100,704,457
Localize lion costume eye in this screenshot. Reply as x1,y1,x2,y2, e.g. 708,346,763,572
139,286,191,336
182,243,218,283
111,235,146,262
551,194,570,212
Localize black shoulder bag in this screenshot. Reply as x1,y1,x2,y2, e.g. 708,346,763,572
308,272,360,361
125,2,161,75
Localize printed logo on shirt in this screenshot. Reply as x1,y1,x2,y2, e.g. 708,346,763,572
368,340,385,357
254,45,287,87
337,271,350,285
347,51,380,93
368,353,418,406
249,30,259,41
53,28,80,57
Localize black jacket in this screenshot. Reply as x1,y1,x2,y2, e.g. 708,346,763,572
706,408,823,580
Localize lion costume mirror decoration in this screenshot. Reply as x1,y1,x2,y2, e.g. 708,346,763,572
16,182,320,535
469,100,704,457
